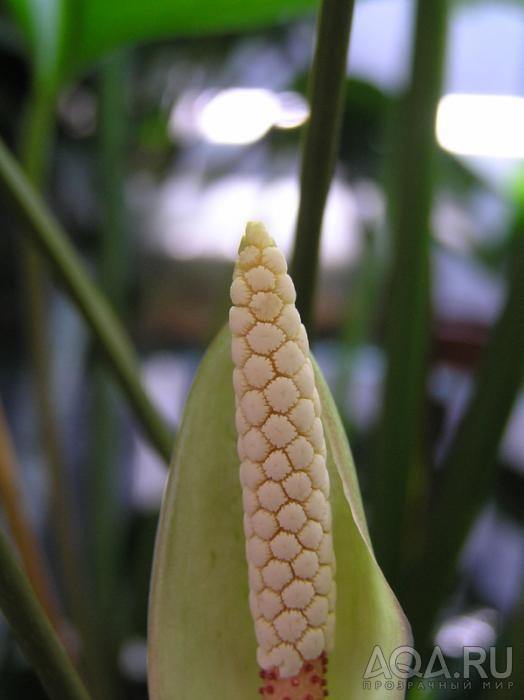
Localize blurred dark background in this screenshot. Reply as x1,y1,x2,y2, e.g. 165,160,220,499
0,0,523,698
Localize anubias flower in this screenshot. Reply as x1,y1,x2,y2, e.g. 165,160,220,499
230,224,335,697
148,223,411,700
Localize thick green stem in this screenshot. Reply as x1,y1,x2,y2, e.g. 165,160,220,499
0,135,173,462
371,0,448,583
290,0,355,335
0,529,91,700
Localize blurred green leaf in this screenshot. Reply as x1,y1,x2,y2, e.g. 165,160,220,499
7,0,318,91
76,0,317,68
148,325,411,699
6,0,73,94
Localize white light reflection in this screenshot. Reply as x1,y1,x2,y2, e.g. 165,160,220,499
273,91,310,129
170,88,309,145
118,637,148,682
436,94,524,159
132,355,193,511
147,174,361,267
198,88,277,144
435,608,497,658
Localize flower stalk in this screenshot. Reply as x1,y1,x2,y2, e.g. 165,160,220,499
291,0,355,334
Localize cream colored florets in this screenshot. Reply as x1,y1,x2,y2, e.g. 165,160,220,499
230,222,336,679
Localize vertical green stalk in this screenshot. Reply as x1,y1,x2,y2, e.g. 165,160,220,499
410,233,524,645
371,0,448,583
19,89,112,699
291,0,356,335
20,88,84,627
91,50,128,638
0,529,91,700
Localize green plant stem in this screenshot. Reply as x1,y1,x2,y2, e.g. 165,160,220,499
0,401,63,636
371,0,448,583
0,528,91,700
0,135,173,462
410,233,524,645
20,90,115,699
92,50,128,634
19,94,79,612
290,0,355,335
334,228,383,427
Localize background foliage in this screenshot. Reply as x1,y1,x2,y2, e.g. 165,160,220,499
0,0,523,698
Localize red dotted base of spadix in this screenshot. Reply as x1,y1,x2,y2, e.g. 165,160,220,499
259,653,328,699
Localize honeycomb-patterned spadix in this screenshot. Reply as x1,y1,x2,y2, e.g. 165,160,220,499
230,222,336,698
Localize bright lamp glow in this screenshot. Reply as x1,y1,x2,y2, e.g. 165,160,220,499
170,88,309,145
436,94,524,159
198,88,278,144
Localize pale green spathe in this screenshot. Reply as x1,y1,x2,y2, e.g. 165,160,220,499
148,325,411,699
